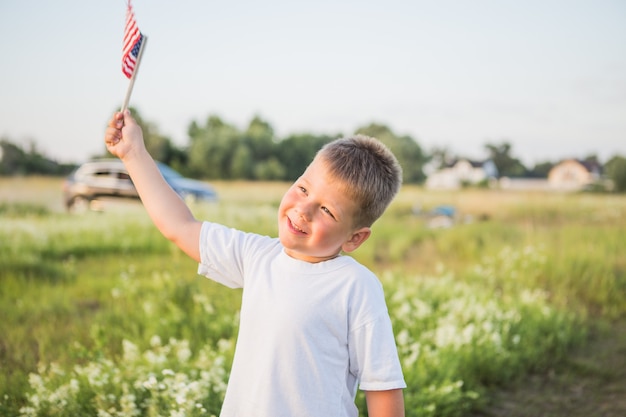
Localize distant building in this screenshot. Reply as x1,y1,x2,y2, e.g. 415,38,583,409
498,177,550,191
426,159,498,189
547,159,602,191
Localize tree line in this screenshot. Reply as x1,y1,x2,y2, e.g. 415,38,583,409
1,108,625,191
133,110,429,184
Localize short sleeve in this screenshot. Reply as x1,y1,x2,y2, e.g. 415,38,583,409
197,222,280,289
197,222,246,288
349,313,407,391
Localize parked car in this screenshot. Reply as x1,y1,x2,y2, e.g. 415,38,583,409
63,159,217,212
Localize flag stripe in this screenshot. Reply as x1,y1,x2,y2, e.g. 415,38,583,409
122,1,144,79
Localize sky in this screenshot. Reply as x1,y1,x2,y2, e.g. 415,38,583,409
1,0,625,166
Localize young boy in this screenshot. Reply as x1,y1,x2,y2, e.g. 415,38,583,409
105,110,406,417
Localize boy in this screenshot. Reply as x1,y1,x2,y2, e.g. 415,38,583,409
105,110,406,417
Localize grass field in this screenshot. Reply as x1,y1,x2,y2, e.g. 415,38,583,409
1,177,625,416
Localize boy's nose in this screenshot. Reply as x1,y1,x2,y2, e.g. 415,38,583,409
295,203,313,222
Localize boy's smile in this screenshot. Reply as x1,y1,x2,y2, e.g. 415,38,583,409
287,217,307,234
277,157,371,263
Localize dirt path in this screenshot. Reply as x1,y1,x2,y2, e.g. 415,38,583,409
471,320,626,417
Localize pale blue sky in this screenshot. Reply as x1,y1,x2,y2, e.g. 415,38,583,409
1,0,624,165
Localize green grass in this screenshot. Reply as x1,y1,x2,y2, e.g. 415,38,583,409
1,178,625,416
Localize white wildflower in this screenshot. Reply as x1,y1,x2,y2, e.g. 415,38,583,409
123,339,140,363
142,374,158,390
396,329,411,347
150,335,162,347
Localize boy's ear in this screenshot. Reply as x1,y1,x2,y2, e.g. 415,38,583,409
342,227,371,253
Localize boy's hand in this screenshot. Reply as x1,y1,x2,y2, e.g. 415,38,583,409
104,110,145,160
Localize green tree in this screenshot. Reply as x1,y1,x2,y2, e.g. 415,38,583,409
484,141,527,177
0,139,27,175
0,138,70,176
355,123,427,183
254,157,286,180
605,155,626,193
131,110,179,165
230,144,254,179
276,134,335,181
244,115,276,161
242,115,282,180
527,160,554,178
187,115,241,179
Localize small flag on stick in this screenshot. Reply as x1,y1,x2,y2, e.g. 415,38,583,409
121,0,147,111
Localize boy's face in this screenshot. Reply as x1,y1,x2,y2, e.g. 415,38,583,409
277,157,371,263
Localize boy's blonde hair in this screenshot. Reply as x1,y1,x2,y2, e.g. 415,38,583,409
316,135,402,228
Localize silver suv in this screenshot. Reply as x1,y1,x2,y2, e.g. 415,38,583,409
63,159,217,212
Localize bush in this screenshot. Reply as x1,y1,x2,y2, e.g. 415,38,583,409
605,155,626,193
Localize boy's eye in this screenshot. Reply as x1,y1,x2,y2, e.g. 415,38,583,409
321,206,335,219
298,186,307,193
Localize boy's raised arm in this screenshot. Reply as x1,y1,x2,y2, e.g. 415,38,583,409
105,110,202,262
365,389,405,417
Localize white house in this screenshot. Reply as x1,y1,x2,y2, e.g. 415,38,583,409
426,159,498,189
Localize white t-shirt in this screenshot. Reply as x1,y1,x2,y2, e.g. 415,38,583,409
198,222,406,417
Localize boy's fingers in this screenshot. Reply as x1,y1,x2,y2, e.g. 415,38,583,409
114,112,125,128
107,112,125,129
105,111,132,147
122,109,135,127
105,126,122,145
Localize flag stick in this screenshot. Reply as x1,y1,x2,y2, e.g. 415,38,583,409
121,35,148,112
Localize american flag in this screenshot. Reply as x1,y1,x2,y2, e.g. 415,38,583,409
122,1,144,78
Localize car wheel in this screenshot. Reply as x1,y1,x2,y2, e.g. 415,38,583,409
69,196,91,214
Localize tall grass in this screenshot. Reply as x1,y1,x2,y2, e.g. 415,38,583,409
1,178,624,416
